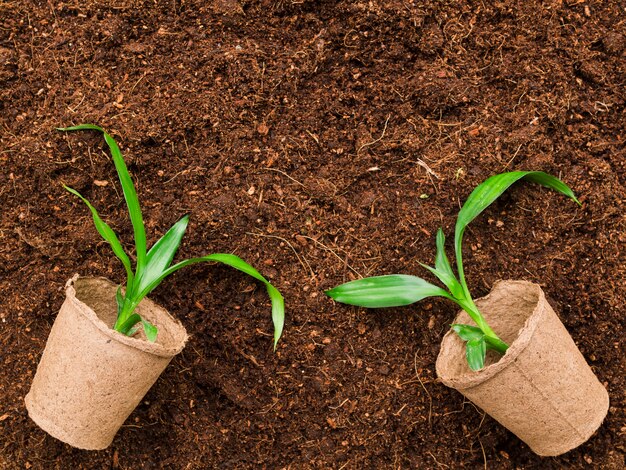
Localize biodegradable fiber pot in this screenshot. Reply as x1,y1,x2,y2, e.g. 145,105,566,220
25,275,188,450
436,280,609,456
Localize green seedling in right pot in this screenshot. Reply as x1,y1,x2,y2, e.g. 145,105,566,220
326,171,580,370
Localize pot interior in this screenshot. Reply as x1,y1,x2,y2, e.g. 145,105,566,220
73,277,187,351
474,281,542,346
74,278,119,328
438,281,543,377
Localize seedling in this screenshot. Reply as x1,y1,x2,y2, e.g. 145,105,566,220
59,124,284,347
326,171,579,370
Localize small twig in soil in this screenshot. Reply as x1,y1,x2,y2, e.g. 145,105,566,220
414,352,433,428
245,231,315,279
442,401,466,416
416,158,440,179
338,461,351,470
428,452,450,469
478,438,487,470
329,398,350,410
129,71,148,94
392,403,408,416
231,343,261,367
503,143,524,169
67,93,85,114
300,235,361,277
476,411,487,433
261,168,306,187
357,114,391,154
14,228,48,253
343,29,358,48
305,130,321,147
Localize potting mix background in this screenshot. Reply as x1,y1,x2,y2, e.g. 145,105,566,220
1,1,625,468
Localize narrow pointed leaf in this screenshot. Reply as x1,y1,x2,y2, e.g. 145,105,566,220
420,262,450,285
466,337,487,371
434,229,456,280
141,319,158,342
419,263,459,298
137,253,285,348
64,185,134,283
325,274,452,308
454,171,580,295
134,215,189,295
451,324,483,341
115,286,124,317
59,124,148,273
421,228,464,298
265,283,284,349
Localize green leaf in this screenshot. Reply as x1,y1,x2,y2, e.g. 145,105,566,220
419,229,464,299
127,324,141,336
134,215,189,296
116,313,142,336
418,264,453,295
451,323,484,341
454,171,580,297
58,124,148,274
325,274,452,308
435,229,455,279
466,337,487,371
63,185,134,284
484,335,509,354
265,283,284,350
115,286,124,317
141,319,158,342
136,253,285,349
124,318,157,341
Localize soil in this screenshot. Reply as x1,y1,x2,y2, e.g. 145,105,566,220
1,0,624,468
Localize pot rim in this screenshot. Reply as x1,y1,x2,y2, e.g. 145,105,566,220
435,280,544,390
66,274,188,358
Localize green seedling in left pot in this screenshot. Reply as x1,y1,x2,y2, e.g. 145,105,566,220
326,171,580,370
59,124,284,347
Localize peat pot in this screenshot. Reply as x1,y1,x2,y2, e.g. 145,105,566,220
436,280,609,456
25,275,188,450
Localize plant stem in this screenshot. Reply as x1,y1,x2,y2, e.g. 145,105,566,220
116,316,138,334
454,254,509,355
457,298,509,354
114,299,139,332
485,335,509,355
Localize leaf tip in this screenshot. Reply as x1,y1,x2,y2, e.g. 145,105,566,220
142,320,158,342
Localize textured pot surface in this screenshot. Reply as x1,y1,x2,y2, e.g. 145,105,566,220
25,275,188,450
436,280,609,456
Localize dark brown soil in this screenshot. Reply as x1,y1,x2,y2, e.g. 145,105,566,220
1,1,624,468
